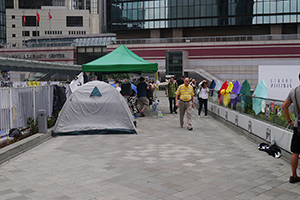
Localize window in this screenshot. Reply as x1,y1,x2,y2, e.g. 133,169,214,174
18,0,57,9
12,15,15,19
66,16,83,27
12,34,16,37
23,16,39,27
22,31,30,36
12,24,15,28
32,31,39,36
90,0,98,14
6,0,13,8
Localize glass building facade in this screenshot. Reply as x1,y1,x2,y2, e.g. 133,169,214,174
5,0,65,9
107,0,300,31
0,0,5,44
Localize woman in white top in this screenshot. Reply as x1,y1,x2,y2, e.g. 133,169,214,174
198,80,209,117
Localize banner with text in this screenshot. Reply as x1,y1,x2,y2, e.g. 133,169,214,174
258,65,300,101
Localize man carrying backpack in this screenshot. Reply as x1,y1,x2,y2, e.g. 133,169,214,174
283,74,300,183
166,77,178,114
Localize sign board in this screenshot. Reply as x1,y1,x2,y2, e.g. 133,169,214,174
258,65,300,101
0,47,75,64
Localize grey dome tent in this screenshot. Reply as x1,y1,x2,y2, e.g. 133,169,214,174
53,81,136,135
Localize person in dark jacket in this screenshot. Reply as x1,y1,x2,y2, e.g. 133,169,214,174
177,75,185,86
137,77,149,117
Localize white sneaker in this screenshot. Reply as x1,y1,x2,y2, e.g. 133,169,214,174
205,116,208,118
198,115,201,118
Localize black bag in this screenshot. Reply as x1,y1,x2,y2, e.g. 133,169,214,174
9,128,22,138
258,142,281,158
147,88,153,105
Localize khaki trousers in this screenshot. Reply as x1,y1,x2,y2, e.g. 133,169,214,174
179,100,192,128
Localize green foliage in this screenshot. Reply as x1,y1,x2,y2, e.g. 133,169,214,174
47,116,56,128
212,96,294,130
27,117,38,134
27,116,56,135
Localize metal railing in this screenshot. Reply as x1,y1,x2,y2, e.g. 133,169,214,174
115,34,300,45
2,34,300,48
0,85,53,138
206,90,294,130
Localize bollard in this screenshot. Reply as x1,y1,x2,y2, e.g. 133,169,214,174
38,109,47,133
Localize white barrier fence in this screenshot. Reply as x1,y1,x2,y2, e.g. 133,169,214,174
0,85,53,138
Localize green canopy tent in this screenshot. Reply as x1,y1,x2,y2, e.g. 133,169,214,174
82,44,158,74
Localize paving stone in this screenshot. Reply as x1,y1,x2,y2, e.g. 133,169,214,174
0,91,299,199
50,195,72,200
4,195,29,200
1,189,16,195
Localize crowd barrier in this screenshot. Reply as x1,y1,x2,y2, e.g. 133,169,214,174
0,85,54,138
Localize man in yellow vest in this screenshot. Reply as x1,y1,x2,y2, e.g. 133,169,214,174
175,78,195,130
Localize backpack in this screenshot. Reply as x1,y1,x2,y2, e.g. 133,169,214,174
9,128,22,138
147,88,153,105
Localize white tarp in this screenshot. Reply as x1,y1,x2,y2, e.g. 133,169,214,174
53,81,136,135
258,65,300,101
69,72,84,93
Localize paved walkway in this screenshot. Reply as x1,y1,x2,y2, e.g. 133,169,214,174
0,91,299,200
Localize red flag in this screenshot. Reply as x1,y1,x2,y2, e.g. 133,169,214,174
36,11,40,22
23,14,26,23
218,81,228,104
48,12,52,20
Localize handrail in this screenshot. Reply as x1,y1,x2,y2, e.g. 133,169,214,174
208,88,285,103
114,34,300,45
2,34,300,48
204,88,291,130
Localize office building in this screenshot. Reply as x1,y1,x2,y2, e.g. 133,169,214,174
107,0,300,39
0,0,5,44
106,0,300,88
5,0,104,45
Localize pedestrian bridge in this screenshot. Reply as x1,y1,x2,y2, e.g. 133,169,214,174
0,90,298,199
0,57,81,74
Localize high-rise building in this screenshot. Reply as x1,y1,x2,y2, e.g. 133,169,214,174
5,0,103,45
0,0,5,45
107,0,300,39
3,0,111,81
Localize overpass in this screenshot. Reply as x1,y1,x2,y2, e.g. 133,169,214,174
0,56,82,74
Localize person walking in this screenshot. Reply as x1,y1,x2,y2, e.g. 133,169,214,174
177,75,185,86
175,78,195,130
190,79,197,92
146,79,154,105
198,80,209,118
166,77,178,114
137,77,149,117
283,75,300,183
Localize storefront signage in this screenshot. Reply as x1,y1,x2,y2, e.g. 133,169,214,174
5,53,65,59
